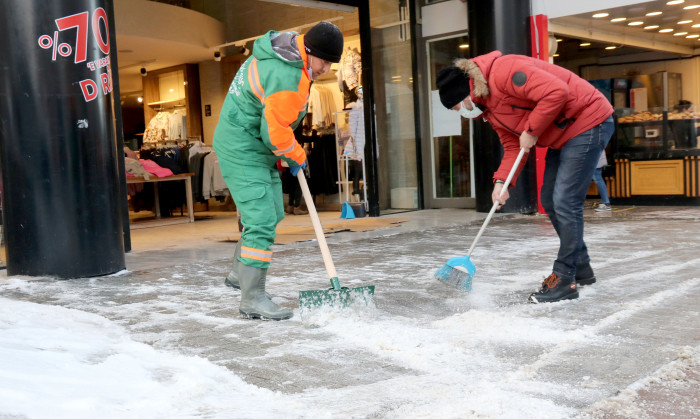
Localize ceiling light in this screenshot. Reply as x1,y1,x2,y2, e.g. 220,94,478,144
553,53,560,57
628,21,644,26
579,42,592,46
667,0,685,4
459,44,469,49
556,38,563,42
693,23,700,27
646,11,663,16
674,31,689,35
684,4,700,8
610,17,627,22
659,28,674,32
687,34,700,37
137,97,143,103
605,46,617,50
645,25,660,29
592,12,609,18
679,20,693,23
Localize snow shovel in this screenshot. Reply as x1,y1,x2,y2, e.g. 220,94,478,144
435,147,527,290
296,171,374,309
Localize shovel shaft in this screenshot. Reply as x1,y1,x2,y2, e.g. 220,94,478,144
297,171,340,288
467,147,527,257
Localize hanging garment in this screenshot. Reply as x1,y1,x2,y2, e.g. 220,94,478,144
169,110,188,140
143,112,171,143
348,100,365,161
202,151,229,199
337,48,362,91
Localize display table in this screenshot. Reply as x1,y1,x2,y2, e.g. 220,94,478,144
126,173,195,227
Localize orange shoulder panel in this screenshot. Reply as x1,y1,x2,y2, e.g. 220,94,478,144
264,90,306,164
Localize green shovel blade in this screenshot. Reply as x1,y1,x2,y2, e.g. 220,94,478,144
299,285,375,310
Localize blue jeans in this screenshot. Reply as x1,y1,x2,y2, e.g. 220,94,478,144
592,167,610,205
540,116,614,280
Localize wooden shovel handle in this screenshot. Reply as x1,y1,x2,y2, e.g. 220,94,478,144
297,171,340,285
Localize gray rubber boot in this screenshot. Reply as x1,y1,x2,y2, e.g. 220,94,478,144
238,264,293,321
224,240,243,289
224,241,272,298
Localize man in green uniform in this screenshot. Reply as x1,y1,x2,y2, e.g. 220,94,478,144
213,22,344,320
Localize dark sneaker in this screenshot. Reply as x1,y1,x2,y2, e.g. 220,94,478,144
575,263,596,286
529,273,579,304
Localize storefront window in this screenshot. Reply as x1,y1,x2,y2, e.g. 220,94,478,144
370,1,419,210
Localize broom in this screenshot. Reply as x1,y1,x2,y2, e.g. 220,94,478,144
435,147,527,290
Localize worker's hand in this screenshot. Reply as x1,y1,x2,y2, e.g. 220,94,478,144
519,131,538,151
492,182,509,210
290,161,307,177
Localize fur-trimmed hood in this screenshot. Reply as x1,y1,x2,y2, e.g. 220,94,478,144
454,51,502,98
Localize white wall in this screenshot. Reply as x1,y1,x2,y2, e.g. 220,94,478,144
580,57,700,106
198,61,227,145
531,0,655,18
421,0,468,38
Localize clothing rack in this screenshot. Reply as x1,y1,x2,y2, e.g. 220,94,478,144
141,138,189,149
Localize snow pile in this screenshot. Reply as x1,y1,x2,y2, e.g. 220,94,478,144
0,298,322,418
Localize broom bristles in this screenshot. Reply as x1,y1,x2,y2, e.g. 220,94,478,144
435,256,475,291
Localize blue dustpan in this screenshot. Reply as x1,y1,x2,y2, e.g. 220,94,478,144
340,201,355,219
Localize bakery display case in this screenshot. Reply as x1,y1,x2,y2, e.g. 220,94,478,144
615,108,700,155
610,107,700,201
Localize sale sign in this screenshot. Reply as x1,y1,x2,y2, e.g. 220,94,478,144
37,7,113,102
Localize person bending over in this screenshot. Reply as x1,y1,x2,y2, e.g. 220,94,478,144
437,51,614,303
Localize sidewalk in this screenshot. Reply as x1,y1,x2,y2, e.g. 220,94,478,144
1,205,698,418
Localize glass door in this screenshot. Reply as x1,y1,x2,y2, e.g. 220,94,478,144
425,34,474,208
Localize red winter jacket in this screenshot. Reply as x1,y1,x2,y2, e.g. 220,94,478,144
455,51,613,186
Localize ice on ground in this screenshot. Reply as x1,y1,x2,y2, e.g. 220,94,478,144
0,216,699,418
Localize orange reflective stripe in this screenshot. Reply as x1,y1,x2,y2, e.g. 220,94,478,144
248,58,265,103
241,246,272,262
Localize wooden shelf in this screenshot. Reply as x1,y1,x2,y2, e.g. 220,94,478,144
147,97,186,107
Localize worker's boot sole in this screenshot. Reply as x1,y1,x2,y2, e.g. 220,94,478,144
239,309,293,321
224,277,240,289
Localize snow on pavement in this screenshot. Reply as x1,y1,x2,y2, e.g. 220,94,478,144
0,215,698,418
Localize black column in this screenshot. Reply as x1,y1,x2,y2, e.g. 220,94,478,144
0,0,126,277
467,0,538,213
357,0,381,217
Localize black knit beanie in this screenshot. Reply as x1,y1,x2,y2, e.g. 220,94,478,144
436,66,471,109
304,21,344,63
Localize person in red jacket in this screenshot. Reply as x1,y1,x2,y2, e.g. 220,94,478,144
437,51,614,304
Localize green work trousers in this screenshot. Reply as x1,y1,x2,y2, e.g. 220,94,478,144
220,162,284,269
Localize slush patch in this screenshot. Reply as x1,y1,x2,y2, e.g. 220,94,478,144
512,72,527,87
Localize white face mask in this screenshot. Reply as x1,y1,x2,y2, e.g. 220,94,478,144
458,97,483,119
307,56,314,81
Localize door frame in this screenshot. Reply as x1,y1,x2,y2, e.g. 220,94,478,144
421,32,476,209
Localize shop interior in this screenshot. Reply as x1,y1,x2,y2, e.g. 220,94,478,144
550,0,700,202
116,0,367,228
